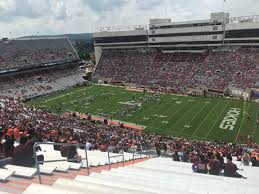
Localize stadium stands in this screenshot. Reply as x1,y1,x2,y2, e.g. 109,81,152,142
0,38,85,100
1,94,259,193
1,95,258,162
0,38,78,72
0,64,85,100
0,142,147,194
1,33,259,194
94,49,259,92
14,157,259,194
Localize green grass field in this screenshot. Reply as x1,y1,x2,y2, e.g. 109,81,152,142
27,85,259,143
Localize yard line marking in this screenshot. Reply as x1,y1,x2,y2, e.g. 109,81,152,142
205,101,230,140
169,101,202,130
192,101,220,137
179,102,210,134
160,100,181,115
235,101,251,143
137,98,179,120
145,100,190,129
130,102,160,119
168,100,190,119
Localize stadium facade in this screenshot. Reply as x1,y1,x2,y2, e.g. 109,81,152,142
94,12,259,64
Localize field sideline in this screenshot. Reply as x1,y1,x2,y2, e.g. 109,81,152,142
27,85,259,143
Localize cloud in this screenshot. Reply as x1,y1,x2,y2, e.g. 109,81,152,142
81,0,128,12
0,0,258,38
53,1,68,20
136,0,161,10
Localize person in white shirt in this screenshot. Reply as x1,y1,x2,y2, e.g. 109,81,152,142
85,141,92,150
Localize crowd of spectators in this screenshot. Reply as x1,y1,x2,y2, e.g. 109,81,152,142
94,49,259,92
0,63,84,100
0,38,84,100
0,38,78,72
0,45,259,180
0,96,259,170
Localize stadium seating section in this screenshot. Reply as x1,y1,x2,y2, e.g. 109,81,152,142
0,38,85,100
0,144,147,194
1,150,259,194
0,38,78,71
1,38,259,194
94,49,259,92
0,64,85,100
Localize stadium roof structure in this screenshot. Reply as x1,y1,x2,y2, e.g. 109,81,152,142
16,36,69,40
93,12,259,52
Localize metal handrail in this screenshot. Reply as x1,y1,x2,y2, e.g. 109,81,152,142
33,142,90,184
132,147,153,163
34,142,153,184
107,149,125,169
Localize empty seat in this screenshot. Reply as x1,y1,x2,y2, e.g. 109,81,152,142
44,163,70,172
75,175,195,194
23,183,84,194
0,191,13,194
12,157,259,194
53,178,154,194
4,165,37,178
39,165,56,175
0,169,15,181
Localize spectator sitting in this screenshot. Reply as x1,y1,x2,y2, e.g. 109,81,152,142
3,136,15,158
217,153,224,169
181,151,189,163
13,134,36,167
223,156,247,179
85,141,93,150
66,141,82,163
208,153,221,175
192,155,208,174
155,143,161,157
60,139,68,157
251,153,259,167
100,143,108,152
242,152,250,166
172,151,180,161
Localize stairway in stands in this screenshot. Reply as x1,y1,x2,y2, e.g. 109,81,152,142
0,144,148,194
27,157,259,194
1,147,259,194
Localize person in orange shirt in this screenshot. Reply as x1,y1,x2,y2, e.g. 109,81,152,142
251,152,259,167
7,128,20,142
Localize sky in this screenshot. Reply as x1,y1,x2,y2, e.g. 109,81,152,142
0,0,259,38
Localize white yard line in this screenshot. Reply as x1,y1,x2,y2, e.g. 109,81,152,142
135,101,169,120
191,101,220,136
178,102,209,134
146,102,180,126
205,101,230,140
234,101,251,143
169,101,204,132
168,101,192,126
145,100,190,129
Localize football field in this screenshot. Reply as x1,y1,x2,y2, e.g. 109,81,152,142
27,85,259,143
